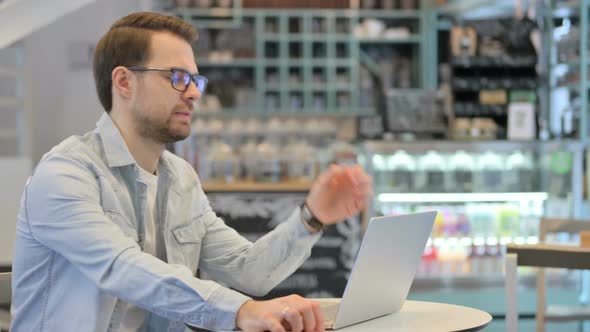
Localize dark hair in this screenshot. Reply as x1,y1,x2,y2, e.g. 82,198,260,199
93,12,197,112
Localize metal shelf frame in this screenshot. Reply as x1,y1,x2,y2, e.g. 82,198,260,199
176,3,434,116
546,0,590,140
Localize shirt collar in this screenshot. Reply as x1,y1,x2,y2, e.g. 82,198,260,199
95,113,180,183
96,112,137,168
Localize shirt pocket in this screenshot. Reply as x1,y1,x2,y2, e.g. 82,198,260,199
171,222,204,274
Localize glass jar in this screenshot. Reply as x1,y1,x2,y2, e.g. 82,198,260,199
476,151,505,192
417,151,446,192
372,154,390,190
448,150,475,193
388,150,416,192
207,140,238,182
329,141,358,166
256,140,282,183
285,141,317,182
239,138,258,181
504,150,535,192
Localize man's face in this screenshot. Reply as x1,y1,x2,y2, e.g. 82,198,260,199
131,32,200,143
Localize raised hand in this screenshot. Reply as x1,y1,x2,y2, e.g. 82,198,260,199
305,164,373,225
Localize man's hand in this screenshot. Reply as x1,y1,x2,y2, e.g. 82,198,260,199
305,164,372,225
236,295,325,332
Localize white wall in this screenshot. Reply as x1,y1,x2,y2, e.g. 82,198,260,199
0,0,144,266
27,0,141,163
0,158,30,265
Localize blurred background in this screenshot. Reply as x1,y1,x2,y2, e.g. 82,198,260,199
1,0,590,331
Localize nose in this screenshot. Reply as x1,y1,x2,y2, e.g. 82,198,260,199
183,79,202,102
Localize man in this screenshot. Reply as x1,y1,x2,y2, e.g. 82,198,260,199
10,11,372,332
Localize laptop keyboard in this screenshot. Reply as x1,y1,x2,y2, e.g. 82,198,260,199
320,302,340,327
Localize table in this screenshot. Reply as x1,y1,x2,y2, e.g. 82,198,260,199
190,300,491,332
505,244,590,332
335,300,491,332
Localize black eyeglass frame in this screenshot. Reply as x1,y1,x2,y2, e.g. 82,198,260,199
126,66,208,93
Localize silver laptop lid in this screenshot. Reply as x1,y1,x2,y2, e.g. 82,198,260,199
332,211,436,329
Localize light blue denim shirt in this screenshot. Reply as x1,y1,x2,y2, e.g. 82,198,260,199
10,113,321,332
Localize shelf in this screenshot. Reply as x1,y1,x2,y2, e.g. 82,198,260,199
364,139,583,154
202,180,312,192
196,108,374,117
356,9,421,19
197,58,257,67
278,84,351,91
452,83,537,92
429,236,539,247
376,192,549,203
452,56,537,68
262,35,352,42
173,7,238,17
260,59,354,66
357,35,421,44
551,60,583,68
552,82,583,90
176,8,422,19
176,7,427,115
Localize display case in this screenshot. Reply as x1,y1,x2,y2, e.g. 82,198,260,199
362,140,585,278
544,0,590,140
361,140,585,329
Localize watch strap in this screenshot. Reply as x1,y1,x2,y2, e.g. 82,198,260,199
300,203,324,231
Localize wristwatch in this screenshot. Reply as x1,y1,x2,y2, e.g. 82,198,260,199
300,203,324,232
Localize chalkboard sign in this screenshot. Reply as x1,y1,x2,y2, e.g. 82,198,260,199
207,192,362,299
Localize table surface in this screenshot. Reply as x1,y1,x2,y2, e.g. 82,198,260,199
334,300,491,332
506,244,590,270
194,300,492,332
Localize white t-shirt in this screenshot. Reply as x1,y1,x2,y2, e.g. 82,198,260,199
121,166,166,331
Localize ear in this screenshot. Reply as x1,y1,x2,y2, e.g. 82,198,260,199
111,66,133,99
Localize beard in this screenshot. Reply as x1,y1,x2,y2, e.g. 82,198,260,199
134,106,191,144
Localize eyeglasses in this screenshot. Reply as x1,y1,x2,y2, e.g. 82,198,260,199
126,66,208,93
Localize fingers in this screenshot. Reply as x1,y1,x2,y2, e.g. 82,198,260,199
277,296,323,332
266,316,287,332
297,304,316,332
311,301,325,332
282,306,304,332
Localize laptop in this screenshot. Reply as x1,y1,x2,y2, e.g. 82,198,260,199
316,211,436,330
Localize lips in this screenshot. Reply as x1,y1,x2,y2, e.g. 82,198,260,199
173,111,192,121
